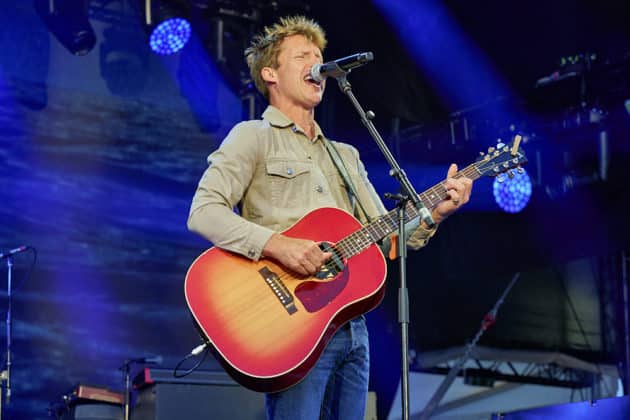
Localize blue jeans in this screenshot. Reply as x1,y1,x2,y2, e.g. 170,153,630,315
265,317,370,420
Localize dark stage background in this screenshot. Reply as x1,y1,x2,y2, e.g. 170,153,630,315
1,1,630,418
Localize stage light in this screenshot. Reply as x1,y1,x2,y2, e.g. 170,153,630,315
34,0,96,56
141,0,191,55
493,169,532,213
100,25,149,96
149,17,191,55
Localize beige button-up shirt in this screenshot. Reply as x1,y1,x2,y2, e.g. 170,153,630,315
188,106,435,260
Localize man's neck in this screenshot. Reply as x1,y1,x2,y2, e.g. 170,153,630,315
271,102,316,139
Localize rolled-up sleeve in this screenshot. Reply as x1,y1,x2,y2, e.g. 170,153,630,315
187,122,275,260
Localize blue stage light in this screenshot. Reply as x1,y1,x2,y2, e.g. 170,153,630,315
493,169,532,213
149,17,191,55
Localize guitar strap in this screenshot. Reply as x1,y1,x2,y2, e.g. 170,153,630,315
323,139,373,224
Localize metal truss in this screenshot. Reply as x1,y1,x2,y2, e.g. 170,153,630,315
417,358,598,389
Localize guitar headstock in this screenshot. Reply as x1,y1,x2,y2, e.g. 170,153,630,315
475,134,528,179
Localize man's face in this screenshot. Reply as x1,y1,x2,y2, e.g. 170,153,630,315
266,34,326,110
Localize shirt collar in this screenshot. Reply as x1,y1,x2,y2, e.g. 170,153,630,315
262,105,325,142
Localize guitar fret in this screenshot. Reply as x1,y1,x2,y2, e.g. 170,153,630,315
335,158,512,259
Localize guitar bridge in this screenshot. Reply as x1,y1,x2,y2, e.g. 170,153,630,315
258,266,297,315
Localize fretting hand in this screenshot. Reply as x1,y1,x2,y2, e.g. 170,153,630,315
430,163,473,225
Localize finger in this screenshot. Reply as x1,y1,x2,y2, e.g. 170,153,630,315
444,179,462,200
462,178,473,202
300,259,319,276
291,262,309,276
447,163,458,179
449,189,460,205
454,178,471,203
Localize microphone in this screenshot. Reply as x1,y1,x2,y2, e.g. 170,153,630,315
310,52,374,83
0,245,30,259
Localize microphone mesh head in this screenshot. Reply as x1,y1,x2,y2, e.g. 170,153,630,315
310,63,325,83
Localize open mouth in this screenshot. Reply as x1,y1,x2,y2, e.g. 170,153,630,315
304,75,322,87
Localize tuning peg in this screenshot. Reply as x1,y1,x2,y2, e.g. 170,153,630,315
507,170,515,179
517,167,524,174
496,174,505,183
487,146,495,153
479,151,486,157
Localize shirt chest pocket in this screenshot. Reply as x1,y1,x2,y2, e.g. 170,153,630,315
265,158,313,207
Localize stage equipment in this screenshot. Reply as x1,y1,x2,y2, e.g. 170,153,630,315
1,245,33,419
34,0,96,56
329,61,523,420
139,0,191,54
120,356,162,420
328,57,433,414
419,273,521,420
309,52,374,83
49,384,124,420
493,169,532,213
131,368,264,419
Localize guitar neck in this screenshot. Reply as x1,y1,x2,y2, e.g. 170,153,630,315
334,163,482,259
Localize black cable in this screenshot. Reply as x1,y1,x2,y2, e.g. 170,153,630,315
173,343,210,378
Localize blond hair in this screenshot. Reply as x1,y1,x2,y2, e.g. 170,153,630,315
245,16,327,99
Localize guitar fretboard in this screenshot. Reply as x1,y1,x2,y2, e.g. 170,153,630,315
334,164,482,259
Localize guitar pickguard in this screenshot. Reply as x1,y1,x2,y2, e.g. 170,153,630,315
295,265,350,313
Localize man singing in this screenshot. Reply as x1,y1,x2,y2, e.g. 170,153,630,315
188,15,473,420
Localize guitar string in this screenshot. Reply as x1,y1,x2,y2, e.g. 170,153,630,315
317,164,482,272
272,153,521,278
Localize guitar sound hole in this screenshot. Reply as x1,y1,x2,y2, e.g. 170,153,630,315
316,242,345,280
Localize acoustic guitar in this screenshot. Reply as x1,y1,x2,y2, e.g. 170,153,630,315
185,136,527,392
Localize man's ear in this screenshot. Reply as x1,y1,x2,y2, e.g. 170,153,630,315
261,67,277,83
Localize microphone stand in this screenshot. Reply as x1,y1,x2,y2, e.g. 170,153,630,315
120,360,133,420
0,256,14,420
334,72,434,420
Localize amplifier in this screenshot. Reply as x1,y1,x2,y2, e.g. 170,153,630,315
131,368,265,420
50,384,124,420
72,384,124,405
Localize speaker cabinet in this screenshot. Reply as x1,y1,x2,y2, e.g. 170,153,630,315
60,403,123,420
130,368,265,420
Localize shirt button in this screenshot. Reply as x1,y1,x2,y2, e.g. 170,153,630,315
315,185,324,193
287,168,293,175
248,249,256,258
291,126,297,132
